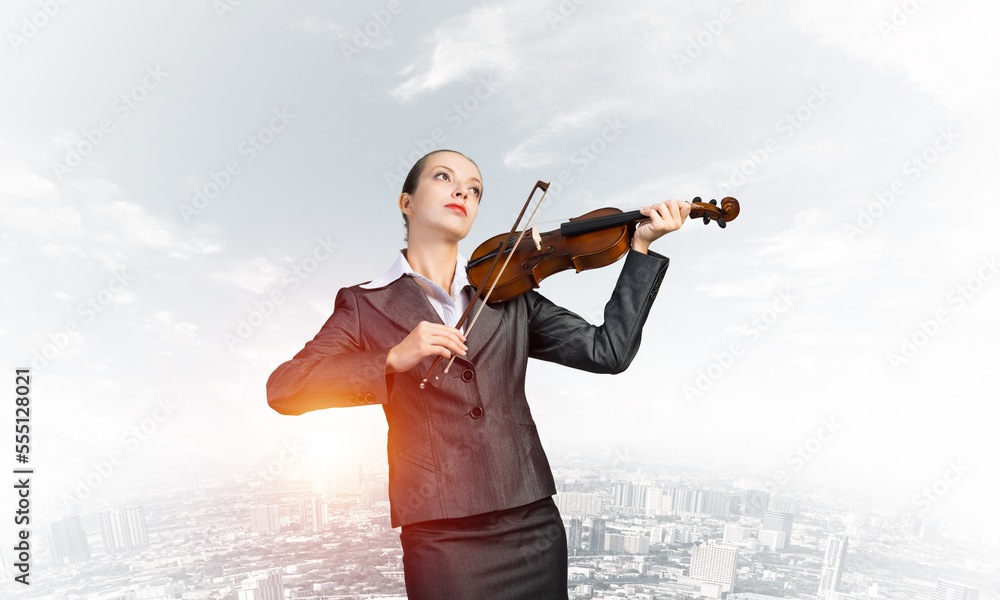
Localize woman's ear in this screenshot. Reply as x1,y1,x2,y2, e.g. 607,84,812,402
398,193,413,217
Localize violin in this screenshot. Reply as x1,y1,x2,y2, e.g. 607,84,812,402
418,180,740,388
467,195,739,303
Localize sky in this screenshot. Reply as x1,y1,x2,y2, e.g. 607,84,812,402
1,0,998,534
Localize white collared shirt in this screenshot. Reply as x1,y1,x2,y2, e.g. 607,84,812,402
360,250,473,332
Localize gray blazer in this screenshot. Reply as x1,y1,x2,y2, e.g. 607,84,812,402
266,248,669,527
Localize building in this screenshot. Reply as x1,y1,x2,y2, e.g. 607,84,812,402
768,498,797,514
742,489,770,518
757,529,786,551
689,541,738,593
48,516,90,565
761,510,794,540
646,487,666,516
667,488,740,517
361,481,389,504
908,516,938,542
238,569,283,600
589,517,605,552
554,491,603,516
250,506,281,534
724,525,753,544
699,491,741,517
299,496,328,532
567,518,583,549
614,481,647,513
100,506,149,554
330,463,363,495
623,534,650,555
818,533,849,597
933,579,981,600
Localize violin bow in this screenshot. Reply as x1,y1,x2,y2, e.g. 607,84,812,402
418,180,551,389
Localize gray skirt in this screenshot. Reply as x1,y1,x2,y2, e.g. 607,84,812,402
400,496,568,600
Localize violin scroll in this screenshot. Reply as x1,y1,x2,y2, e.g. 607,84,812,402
689,196,739,229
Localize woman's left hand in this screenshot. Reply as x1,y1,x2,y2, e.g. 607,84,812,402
632,199,691,254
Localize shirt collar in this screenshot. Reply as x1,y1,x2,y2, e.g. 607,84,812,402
360,249,471,301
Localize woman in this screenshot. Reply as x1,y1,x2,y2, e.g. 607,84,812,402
266,149,690,599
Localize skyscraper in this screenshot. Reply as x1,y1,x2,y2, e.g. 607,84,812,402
567,518,583,550
100,506,149,554
239,568,283,600
698,492,741,517
689,541,738,593
646,488,664,516
250,506,281,534
299,496,328,532
614,481,647,513
555,491,603,516
48,516,90,565
589,517,605,552
762,510,794,540
818,533,849,597
933,580,981,600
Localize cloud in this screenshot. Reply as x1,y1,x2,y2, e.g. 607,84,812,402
210,256,286,294
0,156,57,199
2,167,221,265
787,0,1000,112
390,2,536,101
503,100,620,170
135,310,202,349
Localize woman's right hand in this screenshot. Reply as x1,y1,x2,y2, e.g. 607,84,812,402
386,321,467,373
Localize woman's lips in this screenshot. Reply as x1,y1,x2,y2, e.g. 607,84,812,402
445,203,467,216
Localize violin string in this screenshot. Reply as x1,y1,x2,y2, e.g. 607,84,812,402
441,186,551,375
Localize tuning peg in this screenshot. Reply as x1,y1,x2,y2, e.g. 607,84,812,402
718,219,726,229
692,196,702,204
703,215,711,225
709,198,718,206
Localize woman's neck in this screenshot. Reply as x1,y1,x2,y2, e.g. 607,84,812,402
404,237,459,293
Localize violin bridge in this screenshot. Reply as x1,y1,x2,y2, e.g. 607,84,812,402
531,224,542,251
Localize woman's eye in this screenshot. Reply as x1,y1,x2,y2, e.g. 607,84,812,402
471,187,481,197
434,172,449,181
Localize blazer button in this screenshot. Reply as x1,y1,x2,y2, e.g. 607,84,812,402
469,406,484,419
365,393,375,403
348,395,358,405
461,369,475,382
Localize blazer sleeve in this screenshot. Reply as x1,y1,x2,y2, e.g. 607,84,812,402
266,287,391,416
525,247,669,374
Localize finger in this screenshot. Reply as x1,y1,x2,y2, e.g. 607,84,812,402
442,325,467,342
665,201,681,224
646,204,665,225
429,333,468,355
421,323,467,342
423,339,465,359
429,331,468,349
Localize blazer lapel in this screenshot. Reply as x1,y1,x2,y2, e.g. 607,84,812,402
361,277,504,363
361,276,443,335
464,293,503,362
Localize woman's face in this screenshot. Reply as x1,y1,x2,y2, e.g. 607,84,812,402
400,152,482,243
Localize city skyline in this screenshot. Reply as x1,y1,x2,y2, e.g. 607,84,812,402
2,0,998,596
4,450,994,599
